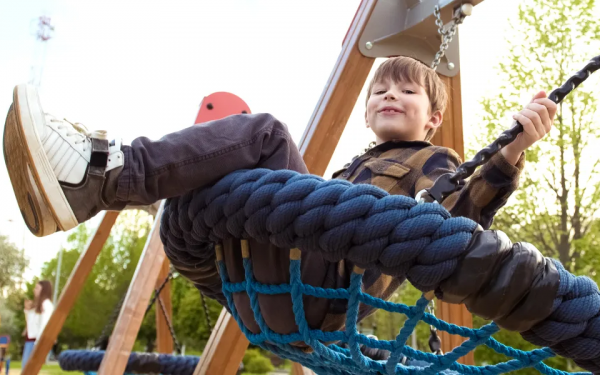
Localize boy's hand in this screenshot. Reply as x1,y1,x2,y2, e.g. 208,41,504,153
508,90,557,153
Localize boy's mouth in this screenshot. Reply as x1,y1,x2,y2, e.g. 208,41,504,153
378,106,404,114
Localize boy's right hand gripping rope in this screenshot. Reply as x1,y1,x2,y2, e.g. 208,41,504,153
160,168,600,373
426,55,600,203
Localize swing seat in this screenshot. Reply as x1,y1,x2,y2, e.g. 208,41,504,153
160,168,598,375
58,350,200,375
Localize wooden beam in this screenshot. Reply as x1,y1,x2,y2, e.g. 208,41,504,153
155,258,174,354
298,0,377,176
431,72,474,365
21,212,119,375
193,309,249,375
97,204,167,375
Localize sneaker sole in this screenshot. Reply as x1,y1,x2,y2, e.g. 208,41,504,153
11,84,79,232
3,104,59,237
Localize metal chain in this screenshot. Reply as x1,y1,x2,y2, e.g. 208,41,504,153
94,292,128,350
425,55,600,203
157,295,182,354
431,4,470,70
144,271,174,316
200,293,213,332
427,300,443,355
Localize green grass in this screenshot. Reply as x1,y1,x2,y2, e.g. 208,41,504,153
7,360,73,375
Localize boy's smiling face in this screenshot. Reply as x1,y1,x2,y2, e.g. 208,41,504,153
365,77,443,145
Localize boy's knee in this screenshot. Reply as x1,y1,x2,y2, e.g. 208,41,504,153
252,112,292,138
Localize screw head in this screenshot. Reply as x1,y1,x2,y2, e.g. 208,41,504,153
447,62,455,70
365,41,373,50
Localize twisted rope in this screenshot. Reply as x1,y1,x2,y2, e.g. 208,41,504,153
58,350,199,375
161,168,600,373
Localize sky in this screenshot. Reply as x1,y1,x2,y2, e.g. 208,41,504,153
0,0,535,279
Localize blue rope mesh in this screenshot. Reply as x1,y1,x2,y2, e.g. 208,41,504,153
216,243,590,375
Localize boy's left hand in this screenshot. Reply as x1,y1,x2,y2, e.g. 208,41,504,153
509,90,557,152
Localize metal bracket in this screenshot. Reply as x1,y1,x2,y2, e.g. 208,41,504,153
358,0,482,77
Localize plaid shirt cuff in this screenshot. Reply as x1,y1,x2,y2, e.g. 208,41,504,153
479,150,525,186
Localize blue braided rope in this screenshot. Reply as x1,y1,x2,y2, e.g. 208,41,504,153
160,169,600,374
58,350,200,375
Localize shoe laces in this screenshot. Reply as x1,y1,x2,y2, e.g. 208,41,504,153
47,115,107,152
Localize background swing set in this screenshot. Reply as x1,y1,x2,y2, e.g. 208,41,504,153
13,0,599,374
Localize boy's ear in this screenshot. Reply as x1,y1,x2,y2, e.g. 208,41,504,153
426,110,443,131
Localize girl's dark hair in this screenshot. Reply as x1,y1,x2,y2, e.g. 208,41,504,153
34,280,53,313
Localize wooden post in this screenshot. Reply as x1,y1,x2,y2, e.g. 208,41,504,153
193,309,249,375
431,73,474,365
97,204,167,375
155,258,174,354
298,0,376,176
21,212,120,375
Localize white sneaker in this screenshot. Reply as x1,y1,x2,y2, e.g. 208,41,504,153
3,84,124,236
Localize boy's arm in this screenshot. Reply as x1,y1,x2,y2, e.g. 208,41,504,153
415,147,525,229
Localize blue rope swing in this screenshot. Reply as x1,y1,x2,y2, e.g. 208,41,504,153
58,350,199,375
160,168,600,375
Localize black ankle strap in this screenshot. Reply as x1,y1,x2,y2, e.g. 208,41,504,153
89,138,109,176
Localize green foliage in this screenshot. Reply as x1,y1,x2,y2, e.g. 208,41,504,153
171,275,222,350
0,234,27,294
466,0,600,372
38,211,152,349
360,283,432,351
242,348,274,375
2,209,225,356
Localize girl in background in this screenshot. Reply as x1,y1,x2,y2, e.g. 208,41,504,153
22,280,53,367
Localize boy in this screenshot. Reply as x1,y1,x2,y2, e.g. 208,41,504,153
3,57,556,344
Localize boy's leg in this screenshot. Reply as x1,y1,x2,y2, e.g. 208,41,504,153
3,84,307,237
118,109,308,205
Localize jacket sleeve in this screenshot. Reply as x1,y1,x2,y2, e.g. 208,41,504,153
438,227,560,332
415,147,525,229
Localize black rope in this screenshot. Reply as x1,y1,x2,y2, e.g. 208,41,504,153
427,55,600,203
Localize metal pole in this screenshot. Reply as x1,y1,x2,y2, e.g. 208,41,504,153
53,248,63,304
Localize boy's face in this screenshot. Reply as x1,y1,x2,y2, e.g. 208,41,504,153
365,78,442,144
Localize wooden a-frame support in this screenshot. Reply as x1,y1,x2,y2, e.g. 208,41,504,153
22,1,480,373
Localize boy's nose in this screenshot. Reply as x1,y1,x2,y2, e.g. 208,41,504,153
385,93,397,100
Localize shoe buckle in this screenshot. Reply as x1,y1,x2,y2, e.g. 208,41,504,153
89,137,109,176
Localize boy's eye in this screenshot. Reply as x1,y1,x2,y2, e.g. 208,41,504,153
375,90,386,95
404,90,415,94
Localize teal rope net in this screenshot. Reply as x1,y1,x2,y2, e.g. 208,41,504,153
216,245,587,375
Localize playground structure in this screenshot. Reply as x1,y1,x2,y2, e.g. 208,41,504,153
0,335,9,375
13,0,599,374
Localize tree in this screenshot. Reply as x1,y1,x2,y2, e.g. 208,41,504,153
39,210,152,349
0,235,28,295
467,0,600,371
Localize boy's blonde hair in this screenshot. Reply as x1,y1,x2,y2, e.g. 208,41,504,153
365,56,448,141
